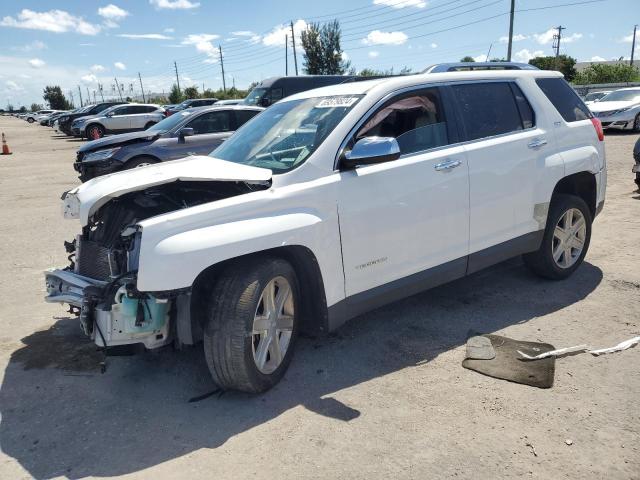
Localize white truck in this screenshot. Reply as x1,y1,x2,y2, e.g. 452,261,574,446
46,70,606,392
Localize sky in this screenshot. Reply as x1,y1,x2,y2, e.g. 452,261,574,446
1,0,638,107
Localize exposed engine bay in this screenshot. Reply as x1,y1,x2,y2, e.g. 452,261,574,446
46,179,268,350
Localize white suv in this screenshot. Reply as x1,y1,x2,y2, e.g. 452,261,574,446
46,70,606,393
71,104,164,139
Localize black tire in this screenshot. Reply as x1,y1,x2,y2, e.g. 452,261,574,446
144,122,156,130
202,257,300,393
523,194,592,280
86,124,105,140
633,113,640,133
27,117,34,123
121,156,158,171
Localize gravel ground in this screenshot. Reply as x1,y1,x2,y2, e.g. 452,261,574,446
0,116,638,480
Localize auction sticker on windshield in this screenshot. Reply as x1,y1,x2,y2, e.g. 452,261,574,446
316,96,360,108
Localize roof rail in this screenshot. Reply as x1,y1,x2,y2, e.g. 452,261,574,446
423,62,539,74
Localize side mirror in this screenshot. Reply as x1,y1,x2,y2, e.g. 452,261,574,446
341,137,401,169
178,127,195,141
259,97,271,107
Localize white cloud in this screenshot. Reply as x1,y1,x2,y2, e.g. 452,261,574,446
149,0,200,9
499,33,528,43
373,0,426,8
182,33,220,55
98,4,129,21
6,80,23,91
263,20,307,47
90,64,105,72
514,49,544,62
368,50,380,58
232,30,255,36
28,58,45,68
472,54,488,62
0,9,101,35
114,61,126,70
362,30,408,46
534,28,582,45
590,56,606,62
81,74,98,84
620,32,637,43
164,27,175,33
430,42,437,48
118,33,172,39
14,40,47,52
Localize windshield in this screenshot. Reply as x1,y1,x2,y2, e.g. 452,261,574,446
243,88,267,105
599,90,640,102
211,95,362,173
147,110,194,132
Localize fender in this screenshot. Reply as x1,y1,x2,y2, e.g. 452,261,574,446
136,199,345,307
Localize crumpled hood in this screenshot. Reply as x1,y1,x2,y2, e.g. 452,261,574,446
62,156,272,226
589,100,639,113
79,130,161,153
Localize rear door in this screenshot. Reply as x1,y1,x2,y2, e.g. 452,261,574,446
104,105,132,131
127,106,156,130
451,80,552,270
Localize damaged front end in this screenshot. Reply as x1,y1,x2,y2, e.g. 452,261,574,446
45,157,272,350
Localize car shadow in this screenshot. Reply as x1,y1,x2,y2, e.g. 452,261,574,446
0,259,603,478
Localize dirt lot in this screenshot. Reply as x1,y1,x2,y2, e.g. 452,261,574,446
0,116,638,479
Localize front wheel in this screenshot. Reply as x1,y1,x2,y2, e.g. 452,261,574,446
27,117,34,123
202,258,299,393
523,194,592,280
633,113,640,133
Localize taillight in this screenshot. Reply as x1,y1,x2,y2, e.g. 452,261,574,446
591,117,604,141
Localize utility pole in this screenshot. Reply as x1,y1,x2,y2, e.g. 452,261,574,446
93,90,97,103
290,21,299,76
98,84,104,102
631,25,638,67
506,0,515,61
219,45,227,92
77,85,83,107
486,43,493,62
552,25,565,69
285,33,288,75
114,77,124,101
86,87,91,105
138,72,146,103
173,61,181,95
69,91,75,108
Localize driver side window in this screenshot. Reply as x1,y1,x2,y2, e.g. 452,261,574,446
185,111,231,135
355,88,449,156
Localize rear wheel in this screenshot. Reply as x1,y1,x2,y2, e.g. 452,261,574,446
633,113,640,133
86,124,105,140
523,194,592,280
202,257,299,393
144,122,156,130
27,117,34,123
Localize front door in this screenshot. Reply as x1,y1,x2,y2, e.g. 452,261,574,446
337,87,470,298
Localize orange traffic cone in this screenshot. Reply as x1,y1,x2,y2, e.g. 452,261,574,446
1,132,12,155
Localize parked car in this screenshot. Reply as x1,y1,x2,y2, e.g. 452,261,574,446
583,90,612,104
165,98,218,116
633,136,640,191
57,102,127,136
588,87,640,131
71,104,165,139
422,61,538,73
242,75,378,107
25,110,56,123
46,70,606,393
74,105,263,181
214,99,243,105
40,111,70,126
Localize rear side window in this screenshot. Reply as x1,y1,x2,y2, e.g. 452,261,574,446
235,109,261,128
510,84,535,129
452,82,525,141
356,87,450,156
535,78,591,122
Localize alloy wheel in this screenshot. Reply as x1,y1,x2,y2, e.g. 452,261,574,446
251,276,295,374
552,208,586,269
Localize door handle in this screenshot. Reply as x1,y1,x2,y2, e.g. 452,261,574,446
527,138,547,148
434,159,462,171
